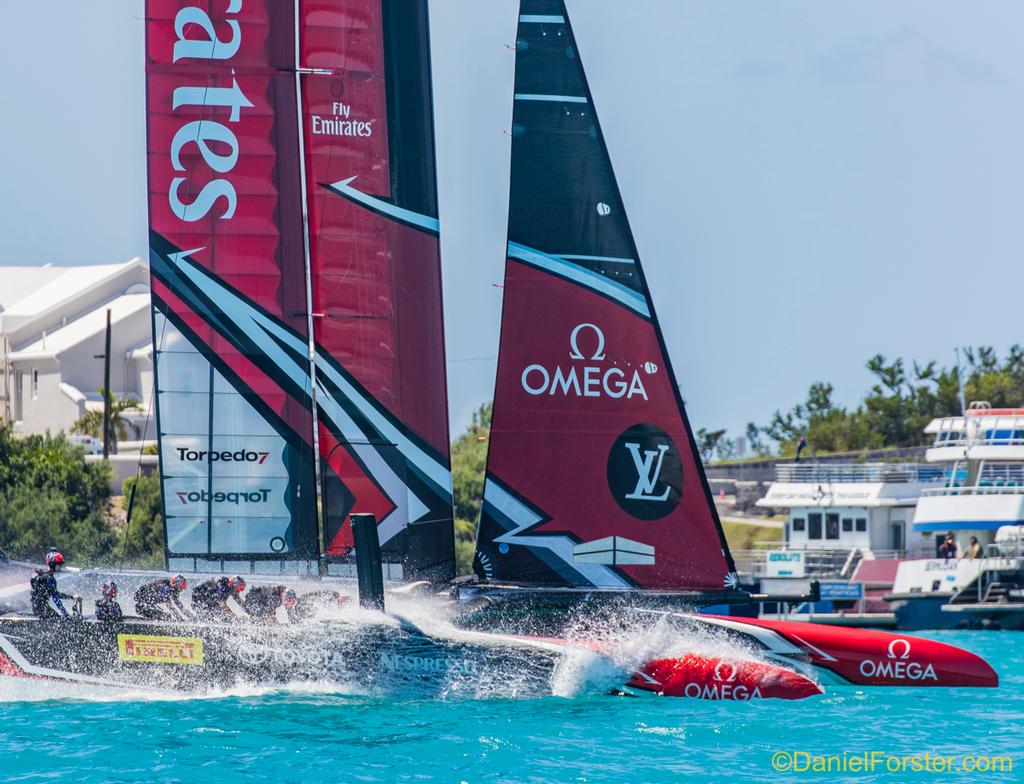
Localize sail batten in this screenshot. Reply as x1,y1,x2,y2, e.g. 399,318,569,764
473,0,737,593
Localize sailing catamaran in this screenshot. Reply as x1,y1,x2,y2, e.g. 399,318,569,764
0,0,997,698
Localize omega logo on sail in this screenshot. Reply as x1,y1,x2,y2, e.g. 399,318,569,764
167,1,254,222
520,323,651,400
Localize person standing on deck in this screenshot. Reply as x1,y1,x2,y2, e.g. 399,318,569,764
961,536,983,560
939,534,958,561
29,551,80,620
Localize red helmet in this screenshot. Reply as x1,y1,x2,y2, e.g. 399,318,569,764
45,551,65,570
101,581,118,599
170,574,188,591
228,576,246,593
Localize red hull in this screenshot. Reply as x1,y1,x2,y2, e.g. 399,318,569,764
629,653,822,700
702,616,998,688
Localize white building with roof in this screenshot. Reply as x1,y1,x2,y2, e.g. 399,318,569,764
0,260,156,487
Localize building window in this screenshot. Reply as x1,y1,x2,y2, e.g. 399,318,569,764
842,518,853,532
808,513,822,540
855,518,867,532
792,517,806,532
31,368,38,400
826,513,840,540
13,371,23,420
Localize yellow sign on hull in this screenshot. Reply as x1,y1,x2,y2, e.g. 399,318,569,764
116,634,204,665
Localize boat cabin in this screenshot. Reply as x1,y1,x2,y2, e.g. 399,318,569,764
757,462,945,556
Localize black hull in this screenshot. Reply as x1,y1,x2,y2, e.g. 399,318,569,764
0,616,564,697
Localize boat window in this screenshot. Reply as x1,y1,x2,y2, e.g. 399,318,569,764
792,517,805,532
808,513,822,539
855,518,867,532
825,513,840,540
842,518,853,532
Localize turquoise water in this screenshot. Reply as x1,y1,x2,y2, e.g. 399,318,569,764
1,630,1021,784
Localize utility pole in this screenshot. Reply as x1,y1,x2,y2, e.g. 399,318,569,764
954,347,967,417
102,308,112,459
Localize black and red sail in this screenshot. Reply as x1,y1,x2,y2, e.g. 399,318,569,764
473,0,737,592
145,1,453,579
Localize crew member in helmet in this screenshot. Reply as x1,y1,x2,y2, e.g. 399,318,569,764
242,584,295,624
95,581,123,622
134,575,191,621
191,576,246,621
29,550,80,620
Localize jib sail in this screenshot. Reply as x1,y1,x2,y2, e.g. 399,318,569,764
473,0,737,592
300,0,454,581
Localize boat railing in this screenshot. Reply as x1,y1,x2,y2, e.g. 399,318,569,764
920,484,1024,497
773,462,946,484
732,546,905,579
933,432,1024,448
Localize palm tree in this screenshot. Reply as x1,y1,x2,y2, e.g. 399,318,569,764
71,389,143,455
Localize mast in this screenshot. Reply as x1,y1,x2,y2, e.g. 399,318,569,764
293,0,326,571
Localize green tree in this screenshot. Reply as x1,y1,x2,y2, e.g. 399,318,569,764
695,427,727,463
450,402,491,574
742,346,1024,457
71,389,143,454
0,427,114,562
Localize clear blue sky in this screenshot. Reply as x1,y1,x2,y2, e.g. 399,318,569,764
3,1,1023,442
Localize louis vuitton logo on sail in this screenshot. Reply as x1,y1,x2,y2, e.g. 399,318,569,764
520,323,654,399
608,424,683,520
623,442,671,502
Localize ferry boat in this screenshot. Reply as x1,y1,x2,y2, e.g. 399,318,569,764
752,461,946,626
886,402,1024,629
751,402,1024,629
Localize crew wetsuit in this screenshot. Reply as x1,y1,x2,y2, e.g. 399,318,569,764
29,569,73,620
242,586,285,623
134,579,188,621
95,597,123,622
191,577,237,621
